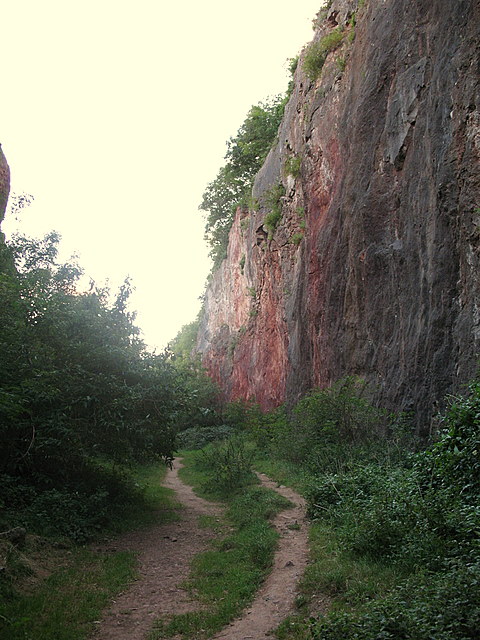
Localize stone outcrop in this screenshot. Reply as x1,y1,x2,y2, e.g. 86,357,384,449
197,0,480,427
0,145,10,233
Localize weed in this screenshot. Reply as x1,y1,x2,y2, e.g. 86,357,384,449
0,548,136,640
263,183,286,238
284,155,302,178
176,425,236,450
291,232,304,246
239,254,245,274
196,437,256,496
303,28,345,82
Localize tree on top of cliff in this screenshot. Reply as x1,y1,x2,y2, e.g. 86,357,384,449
200,94,286,268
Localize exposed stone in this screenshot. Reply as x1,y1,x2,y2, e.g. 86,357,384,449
0,144,10,232
197,0,480,430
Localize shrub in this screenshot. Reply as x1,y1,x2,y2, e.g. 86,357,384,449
291,232,304,246
195,436,255,495
284,155,302,178
263,183,285,237
311,560,480,640
176,425,236,450
303,28,345,82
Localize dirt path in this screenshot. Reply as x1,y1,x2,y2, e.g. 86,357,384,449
213,473,309,640
92,465,309,640
92,462,222,640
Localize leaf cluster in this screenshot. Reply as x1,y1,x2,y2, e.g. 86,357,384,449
251,376,480,639
303,28,345,82
0,232,215,541
200,96,287,268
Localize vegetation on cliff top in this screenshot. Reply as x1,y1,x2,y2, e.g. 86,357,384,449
199,94,287,269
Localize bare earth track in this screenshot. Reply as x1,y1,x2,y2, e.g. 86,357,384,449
92,464,309,640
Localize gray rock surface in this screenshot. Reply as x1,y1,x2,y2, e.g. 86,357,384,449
198,0,480,430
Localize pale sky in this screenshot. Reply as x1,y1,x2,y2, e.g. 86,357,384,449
0,0,321,350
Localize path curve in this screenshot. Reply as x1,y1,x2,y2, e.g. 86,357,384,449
92,462,222,640
92,465,309,640
214,473,309,640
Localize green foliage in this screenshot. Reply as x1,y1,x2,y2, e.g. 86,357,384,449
0,548,136,640
288,56,299,76
200,96,287,268
291,232,304,246
152,451,290,640
168,319,222,432
285,380,480,640
258,377,389,470
195,437,256,496
303,28,345,82
176,425,236,450
239,254,245,274
263,183,285,237
246,378,480,640
311,561,480,640
284,155,302,178
0,231,215,543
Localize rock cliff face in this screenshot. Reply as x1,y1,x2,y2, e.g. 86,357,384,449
197,0,480,426
0,145,10,235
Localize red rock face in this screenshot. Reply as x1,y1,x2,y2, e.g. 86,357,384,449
197,0,480,428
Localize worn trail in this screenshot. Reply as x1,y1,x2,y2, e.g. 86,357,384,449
214,473,309,640
92,465,309,640
92,462,222,640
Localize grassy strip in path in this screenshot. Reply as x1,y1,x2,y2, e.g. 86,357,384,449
0,463,178,640
150,449,291,640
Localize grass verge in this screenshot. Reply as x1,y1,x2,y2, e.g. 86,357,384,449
253,454,402,640
0,463,179,640
0,548,135,640
113,463,181,533
150,449,291,640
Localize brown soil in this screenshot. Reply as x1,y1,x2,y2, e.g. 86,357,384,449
213,473,310,640
92,463,311,640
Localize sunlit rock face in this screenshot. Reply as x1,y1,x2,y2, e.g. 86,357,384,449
197,0,480,427
0,145,10,228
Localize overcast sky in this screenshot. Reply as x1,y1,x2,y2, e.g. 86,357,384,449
1,0,321,350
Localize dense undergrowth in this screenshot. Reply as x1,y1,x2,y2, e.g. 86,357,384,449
150,446,290,640
0,464,178,640
180,376,480,639
0,225,217,637
0,226,221,545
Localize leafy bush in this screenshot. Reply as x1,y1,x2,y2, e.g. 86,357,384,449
303,28,344,82
176,425,236,450
291,232,304,246
304,380,480,639
0,231,218,542
284,155,302,178
200,96,287,267
312,560,480,640
263,183,286,237
264,377,389,469
195,437,255,495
